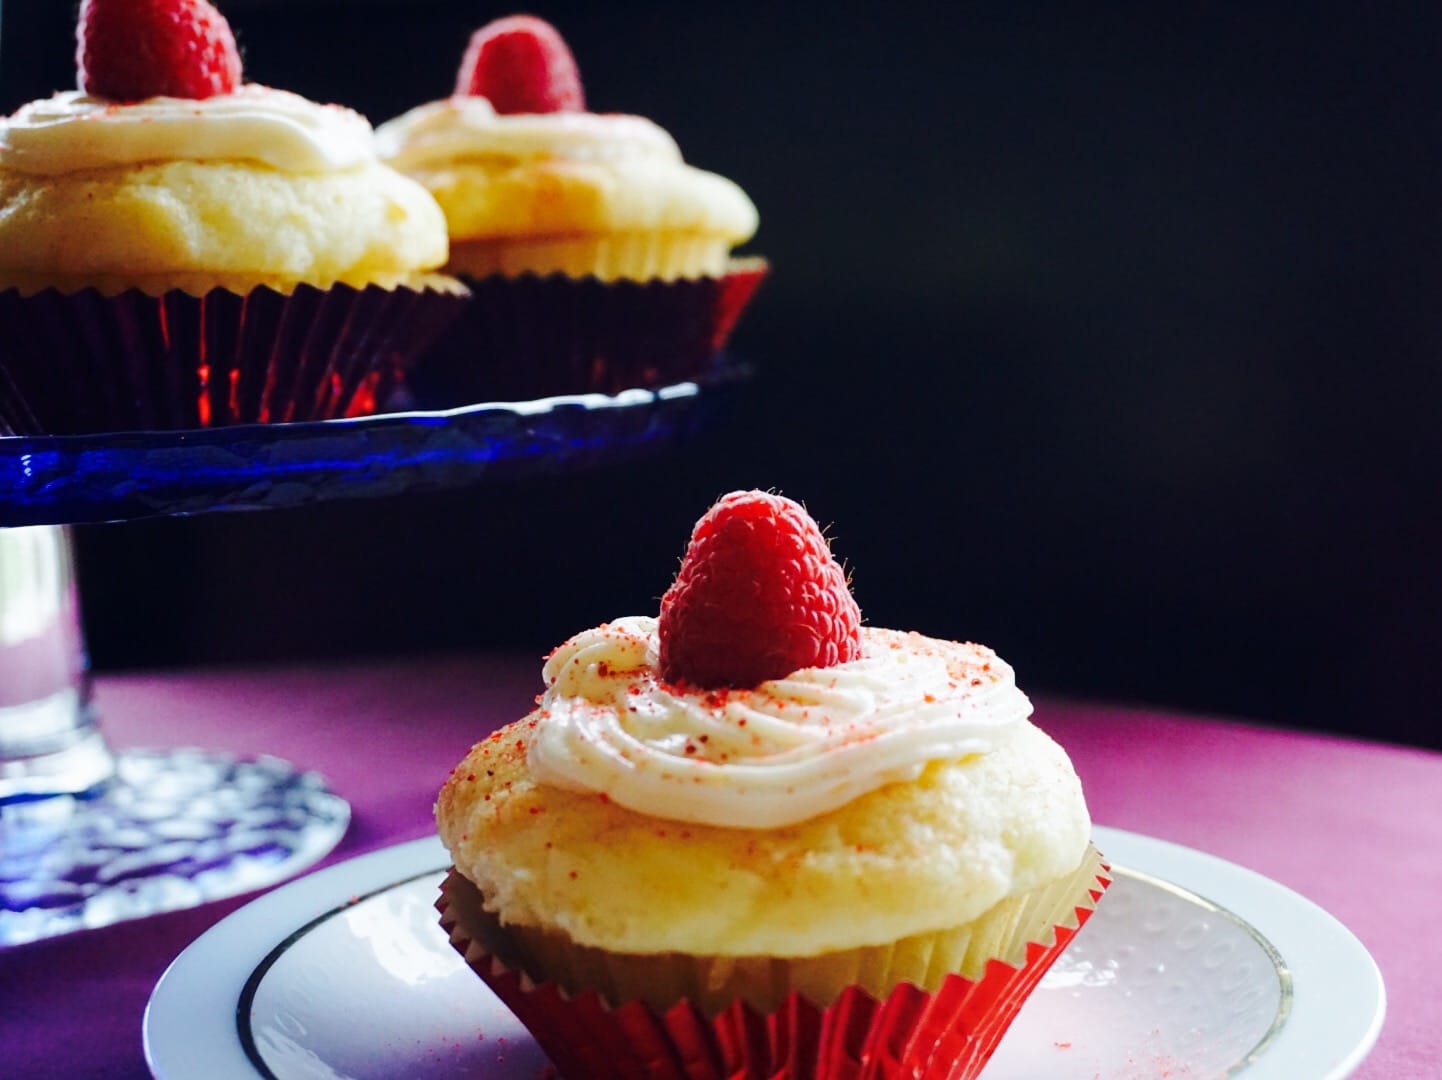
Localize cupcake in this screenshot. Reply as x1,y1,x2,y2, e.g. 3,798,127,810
0,0,464,434
376,15,765,404
436,491,1108,1079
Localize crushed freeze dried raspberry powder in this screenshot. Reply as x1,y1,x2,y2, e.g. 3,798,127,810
455,14,585,114
77,0,243,102
658,490,863,689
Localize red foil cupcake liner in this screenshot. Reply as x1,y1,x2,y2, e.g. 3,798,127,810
438,859,1111,1080
401,257,767,408
0,281,465,435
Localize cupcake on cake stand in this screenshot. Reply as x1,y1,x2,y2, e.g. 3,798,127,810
0,3,761,946
0,0,455,946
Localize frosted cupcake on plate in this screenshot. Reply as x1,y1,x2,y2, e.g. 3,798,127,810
0,0,464,434
376,15,766,404
436,491,1108,1079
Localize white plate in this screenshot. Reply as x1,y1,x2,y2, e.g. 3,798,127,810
143,826,1384,1079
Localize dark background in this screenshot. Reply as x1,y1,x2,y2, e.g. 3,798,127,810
4,2,1440,748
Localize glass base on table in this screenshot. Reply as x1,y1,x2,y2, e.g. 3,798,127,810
0,746,348,947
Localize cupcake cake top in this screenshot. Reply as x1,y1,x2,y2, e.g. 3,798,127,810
0,0,449,294
523,491,1032,829
374,15,758,250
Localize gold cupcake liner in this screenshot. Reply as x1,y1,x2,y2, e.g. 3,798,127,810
447,232,740,282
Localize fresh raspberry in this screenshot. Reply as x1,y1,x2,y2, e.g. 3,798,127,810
658,491,863,689
77,0,243,102
454,15,585,114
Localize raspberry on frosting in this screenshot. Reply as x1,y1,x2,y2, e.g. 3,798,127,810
454,14,586,114
76,0,243,103
658,490,864,689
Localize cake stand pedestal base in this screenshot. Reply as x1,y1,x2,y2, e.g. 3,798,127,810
0,747,348,947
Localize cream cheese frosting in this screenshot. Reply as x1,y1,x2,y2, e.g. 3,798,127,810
374,97,681,170
526,617,1029,829
0,87,375,175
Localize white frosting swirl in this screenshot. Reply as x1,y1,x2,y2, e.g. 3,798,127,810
374,97,682,171
0,87,375,175
526,617,1030,829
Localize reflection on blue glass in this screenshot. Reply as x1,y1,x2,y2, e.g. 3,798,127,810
0,374,733,528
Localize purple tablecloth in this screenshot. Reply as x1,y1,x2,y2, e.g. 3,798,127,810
3,654,1438,1078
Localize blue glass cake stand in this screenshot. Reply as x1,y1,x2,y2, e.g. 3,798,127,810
0,376,724,945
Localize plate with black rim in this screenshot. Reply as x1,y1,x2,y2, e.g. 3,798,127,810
143,825,1384,1079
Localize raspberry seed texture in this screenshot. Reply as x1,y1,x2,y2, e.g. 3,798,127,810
77,0,243,103
658,491,863,688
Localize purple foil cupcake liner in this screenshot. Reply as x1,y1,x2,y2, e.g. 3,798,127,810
402,258,767,408
0,281,465,435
